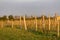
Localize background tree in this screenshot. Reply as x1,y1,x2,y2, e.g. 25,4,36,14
0,15,7,20
0,17,3,20
8,15,14,20
2,15,7,20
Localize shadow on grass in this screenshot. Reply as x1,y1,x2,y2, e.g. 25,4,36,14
3,25,60,40
27,29,44,35
27,28,58,39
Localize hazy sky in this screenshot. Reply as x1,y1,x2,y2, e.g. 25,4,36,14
0,0,60,16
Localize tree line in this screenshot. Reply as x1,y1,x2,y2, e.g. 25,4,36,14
0,15,54,21
0,15,13,20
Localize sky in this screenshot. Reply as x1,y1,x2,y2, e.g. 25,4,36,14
0,0,60,16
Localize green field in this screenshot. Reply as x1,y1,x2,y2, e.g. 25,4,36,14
0,27,60,40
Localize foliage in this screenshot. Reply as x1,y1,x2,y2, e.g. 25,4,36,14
0,15,7,20
0,15,56,20
8,15,14,20
0,27,59,40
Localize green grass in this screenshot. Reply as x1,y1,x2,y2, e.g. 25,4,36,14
0,27,60,40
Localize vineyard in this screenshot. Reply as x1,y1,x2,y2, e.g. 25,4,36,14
0,15,60,40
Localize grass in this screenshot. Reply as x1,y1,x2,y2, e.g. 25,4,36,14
0,27,60,40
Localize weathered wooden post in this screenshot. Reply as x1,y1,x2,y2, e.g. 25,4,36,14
1,20,3,28
20,16,22,29
42,15,45,29
48,15,51,31
35,16,37,31
57,20,59,37
23,16,27,30
20,16,21,26
55,13,57,28
11,19,13,28
42,15,45,32
7,16,10,27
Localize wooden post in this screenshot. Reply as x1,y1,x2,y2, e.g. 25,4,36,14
12,19,13,28
1,20,3,28
57,20,59,37
20,16,21,26
35,16,37,31
7,16,9,26
42,15,45,33
23,16,27,30
55,13,57,28
42,15,45,29
48,15,50,31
